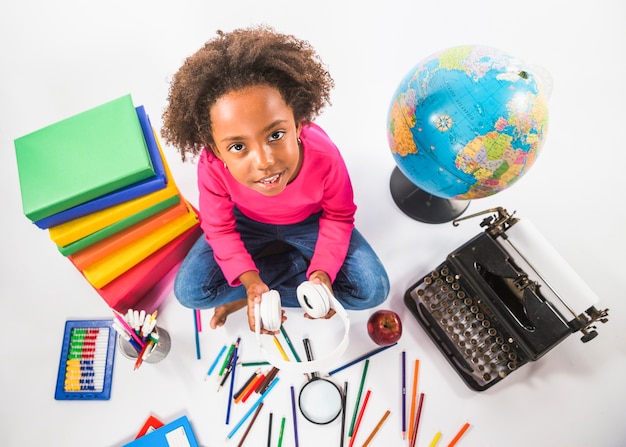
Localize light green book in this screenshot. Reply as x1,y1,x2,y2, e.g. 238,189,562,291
14,94,154,221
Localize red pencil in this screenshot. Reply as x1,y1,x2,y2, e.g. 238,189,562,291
410,392,425,447
348,389,371,447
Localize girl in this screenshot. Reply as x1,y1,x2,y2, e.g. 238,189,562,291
161,25,389,333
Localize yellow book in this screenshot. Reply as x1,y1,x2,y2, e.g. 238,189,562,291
81,200,199,289
49,131,177,247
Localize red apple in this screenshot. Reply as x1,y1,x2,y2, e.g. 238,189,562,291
367,310,402,346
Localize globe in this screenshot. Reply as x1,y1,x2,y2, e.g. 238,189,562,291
387,45,550,223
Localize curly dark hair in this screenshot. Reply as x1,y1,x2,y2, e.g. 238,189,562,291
161,25,334,161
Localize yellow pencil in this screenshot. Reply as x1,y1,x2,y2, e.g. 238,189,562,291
273,335,289,361
429,431,442,447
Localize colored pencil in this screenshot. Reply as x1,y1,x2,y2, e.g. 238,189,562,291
408,359,420,445
447,422,470,447
410,392,425,447
237,402,264,447
340,382,348,447
226,377,280,441
267,412,273,447
326,343,397,376
348,389,371,447
206,345,226,378
273,335,289,361
290,386,300,447
429,432,442,447
193,309,201,359
348,359,369,438
401,350,407,440
362,409,391,447
225,340,239,424
277,417,286,447
280,325,302,362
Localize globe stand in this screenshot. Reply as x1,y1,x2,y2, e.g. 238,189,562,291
389,166,470,224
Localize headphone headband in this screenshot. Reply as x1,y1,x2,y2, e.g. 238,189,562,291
254,282,350,375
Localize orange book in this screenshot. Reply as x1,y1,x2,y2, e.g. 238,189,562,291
69,200,189,270
75,224,202,313
80,201,199,289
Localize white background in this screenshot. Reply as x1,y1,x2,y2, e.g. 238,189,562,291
1,1,625,446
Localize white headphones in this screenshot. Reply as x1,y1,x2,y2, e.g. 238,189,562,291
254,281,350,375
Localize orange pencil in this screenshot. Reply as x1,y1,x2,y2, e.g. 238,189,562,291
447,422,470,447
408,359,420,445
241,372,266,403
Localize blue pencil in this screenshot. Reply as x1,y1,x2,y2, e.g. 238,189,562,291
193,309,201,359
206,345,227,378
402,350,407,440
326,342,398,376
290,386,300,447
225,341,239,424
226,377,280,440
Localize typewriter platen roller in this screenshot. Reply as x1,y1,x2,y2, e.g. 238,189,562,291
404,207,609,391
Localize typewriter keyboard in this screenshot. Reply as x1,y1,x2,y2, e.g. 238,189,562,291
406,263,527,390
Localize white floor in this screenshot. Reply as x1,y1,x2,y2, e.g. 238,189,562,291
1,1,625,446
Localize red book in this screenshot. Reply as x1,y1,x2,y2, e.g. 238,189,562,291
83,224,202,312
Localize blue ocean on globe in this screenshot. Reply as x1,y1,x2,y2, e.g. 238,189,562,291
387,45,550,200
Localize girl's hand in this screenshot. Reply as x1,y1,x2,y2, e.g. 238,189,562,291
240,271,285,333
306,270,336,320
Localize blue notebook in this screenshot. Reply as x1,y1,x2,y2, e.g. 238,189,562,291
33,105,168,229
123,415,200,447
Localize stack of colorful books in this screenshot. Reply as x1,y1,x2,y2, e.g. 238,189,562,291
14,94,201,313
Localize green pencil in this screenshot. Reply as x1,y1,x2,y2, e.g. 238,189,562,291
348,359,369,438
277,417,286,447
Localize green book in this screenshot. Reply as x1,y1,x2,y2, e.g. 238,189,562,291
57,194,180,256
14,95,155,221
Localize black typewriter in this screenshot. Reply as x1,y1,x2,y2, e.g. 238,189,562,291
404,207,609,391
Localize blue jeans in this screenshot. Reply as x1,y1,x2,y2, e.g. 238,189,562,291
174,209,390,310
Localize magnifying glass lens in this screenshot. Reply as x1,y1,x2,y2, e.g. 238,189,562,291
299,379,343,424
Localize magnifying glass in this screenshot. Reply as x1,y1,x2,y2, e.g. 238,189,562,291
299,377,343,424
298,338,344,425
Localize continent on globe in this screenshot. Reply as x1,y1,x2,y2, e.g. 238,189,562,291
387,45,550,203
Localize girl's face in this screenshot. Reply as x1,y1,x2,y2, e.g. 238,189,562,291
209,84,302,196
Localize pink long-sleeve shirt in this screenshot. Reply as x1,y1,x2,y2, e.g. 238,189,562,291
197,122,356,286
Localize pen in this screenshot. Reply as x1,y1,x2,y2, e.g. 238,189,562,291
113,312,145,349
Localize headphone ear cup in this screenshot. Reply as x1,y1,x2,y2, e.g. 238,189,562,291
296,281,331,319
260,290,282,332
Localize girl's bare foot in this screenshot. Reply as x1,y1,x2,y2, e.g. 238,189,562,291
210,299,247,329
